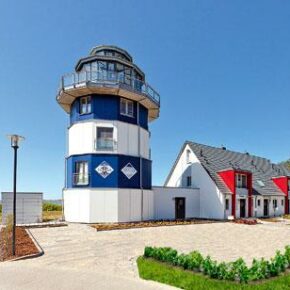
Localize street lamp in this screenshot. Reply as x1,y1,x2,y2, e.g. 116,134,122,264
7,134,25,256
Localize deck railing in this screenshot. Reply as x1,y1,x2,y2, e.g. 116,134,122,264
58,69,160,106
73,173,89,186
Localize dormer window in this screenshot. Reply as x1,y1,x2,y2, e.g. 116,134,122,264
80,96,92,114
236,173,247,188
120,98,134,117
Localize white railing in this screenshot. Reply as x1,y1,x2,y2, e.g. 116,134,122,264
94,139,117,151
73,173,89,186
58,69,160,106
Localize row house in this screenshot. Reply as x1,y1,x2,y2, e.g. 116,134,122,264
165,141,290,219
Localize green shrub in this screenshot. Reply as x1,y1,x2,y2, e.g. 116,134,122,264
249,258,270,280
43,202,62,212
0,203,2,213
144,247,178,263
188,251,204,270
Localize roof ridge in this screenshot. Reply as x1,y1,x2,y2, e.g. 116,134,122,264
187,140,276,164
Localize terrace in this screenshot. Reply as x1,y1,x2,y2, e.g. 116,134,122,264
56,68,160,121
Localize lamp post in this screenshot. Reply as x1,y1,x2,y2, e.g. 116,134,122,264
7,134,25,256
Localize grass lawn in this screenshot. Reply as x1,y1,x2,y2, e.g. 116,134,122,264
137,257,290,290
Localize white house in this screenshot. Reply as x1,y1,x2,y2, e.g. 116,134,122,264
165,141,290,219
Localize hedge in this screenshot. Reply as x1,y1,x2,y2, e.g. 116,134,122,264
143,246,290,283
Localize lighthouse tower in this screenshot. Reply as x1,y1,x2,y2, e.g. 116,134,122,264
56,45,160,223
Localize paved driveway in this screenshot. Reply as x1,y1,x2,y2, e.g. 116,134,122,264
0,222,290,289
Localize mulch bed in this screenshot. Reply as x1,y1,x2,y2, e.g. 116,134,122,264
0,227,39,261
233,219,258,225
92,219,220,231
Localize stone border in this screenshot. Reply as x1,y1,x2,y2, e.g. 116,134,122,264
8,229,44,262
19,221,67,228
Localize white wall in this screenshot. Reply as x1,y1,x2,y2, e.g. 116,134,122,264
64,188,154,223
166,145,226,219
64,189,92,222
153,187,200,220
1,192,43,224
68,120,149,158
252,196,285,218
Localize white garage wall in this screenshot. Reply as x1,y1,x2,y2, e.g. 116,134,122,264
68,120,149,158
153,187,200,220
1,192,43,224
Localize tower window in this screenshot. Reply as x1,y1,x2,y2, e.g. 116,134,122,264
96,127,114,151
186,176,192,187
120,98,134,117
281,199,284,206
273,199,277,209
80,96,92,115
74,161,89,185
257,199,261,207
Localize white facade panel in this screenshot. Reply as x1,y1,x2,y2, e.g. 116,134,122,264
143,190,154,220
153,187,200,220
68,120,149,158
118,189,154,222
1,192,43,224
64,189,91,222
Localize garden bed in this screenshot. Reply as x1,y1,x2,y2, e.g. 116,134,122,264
138,257,290,290
0,227,39,261
141,246,290,285
92,219,219,231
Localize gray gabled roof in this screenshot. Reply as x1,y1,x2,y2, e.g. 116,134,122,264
166,141,290,196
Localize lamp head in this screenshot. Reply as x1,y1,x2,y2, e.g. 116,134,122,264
7,134,25,148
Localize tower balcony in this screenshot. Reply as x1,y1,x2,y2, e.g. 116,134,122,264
56,69,160,121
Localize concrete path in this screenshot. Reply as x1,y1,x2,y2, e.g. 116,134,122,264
0,222,290,289
0,262,171,290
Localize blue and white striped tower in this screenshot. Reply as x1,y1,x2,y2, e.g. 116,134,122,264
56,45,160,223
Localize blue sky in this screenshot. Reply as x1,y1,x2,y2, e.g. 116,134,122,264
0,0,290,199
